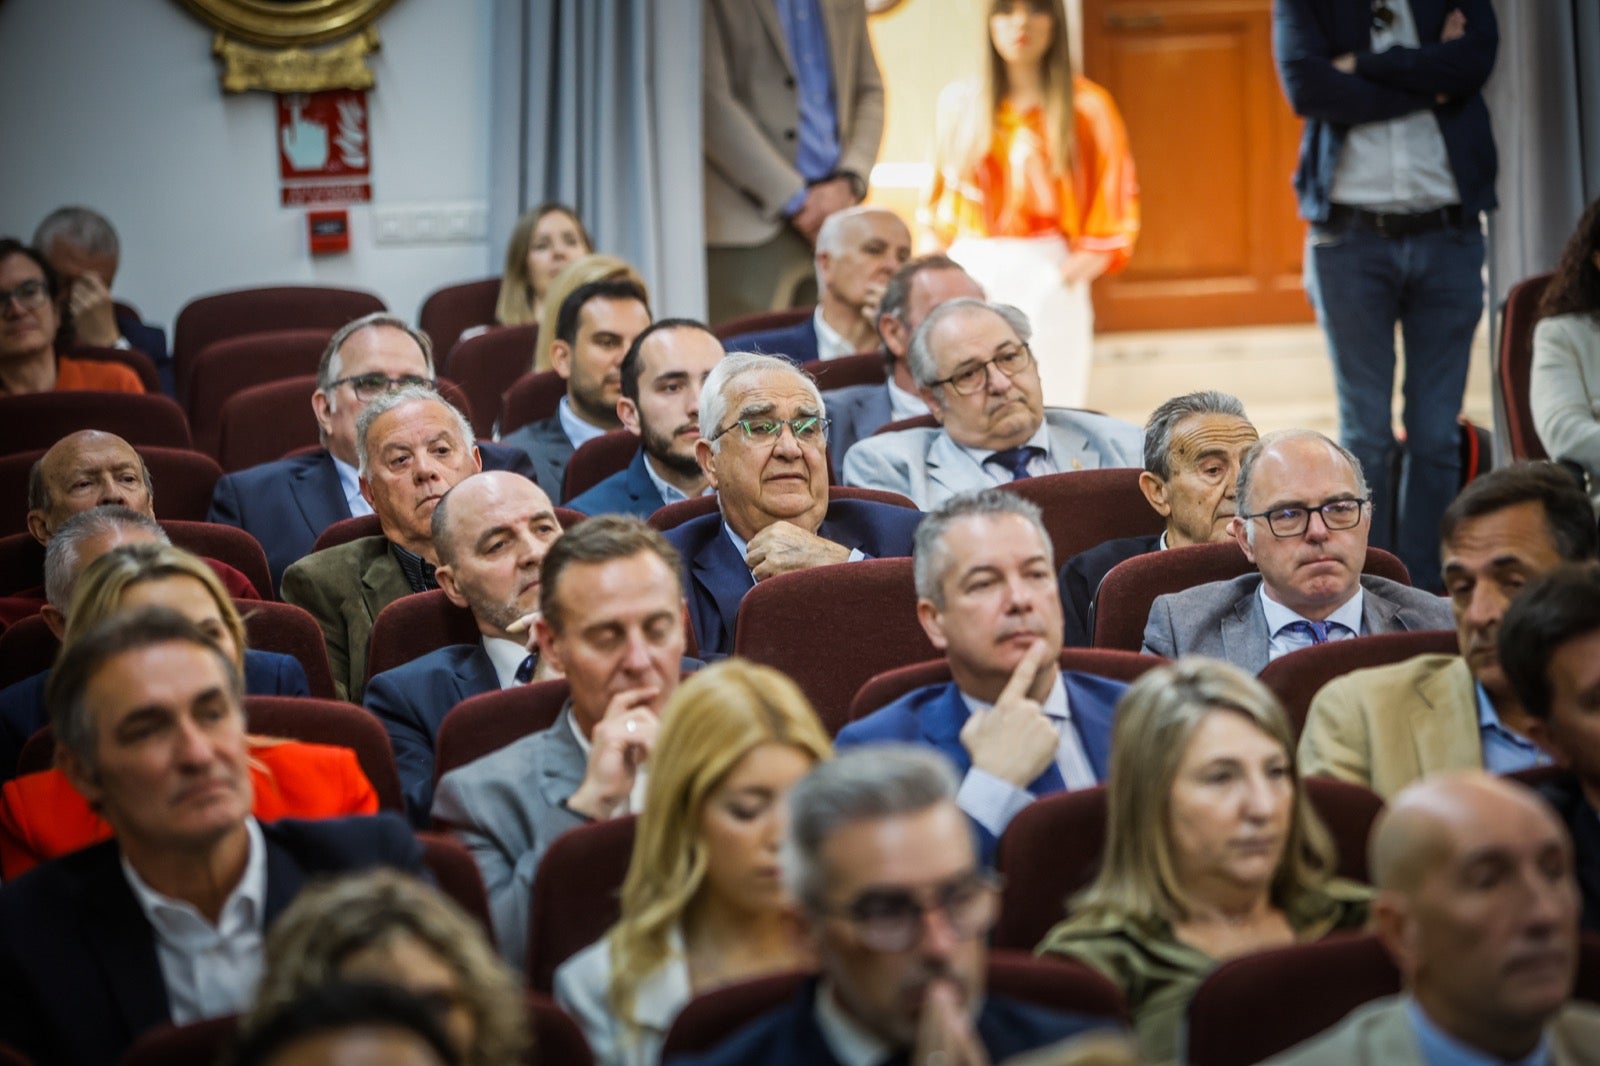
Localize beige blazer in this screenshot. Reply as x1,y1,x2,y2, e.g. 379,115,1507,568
1266,996,1600,1065
702,0,884,247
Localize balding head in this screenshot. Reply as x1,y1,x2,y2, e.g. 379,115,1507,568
26,431,153,545
432,471,562,640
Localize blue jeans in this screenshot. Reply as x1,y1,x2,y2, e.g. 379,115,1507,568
1305,219,1485,593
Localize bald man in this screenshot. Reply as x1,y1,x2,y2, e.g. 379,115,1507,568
1269,772,1600,1063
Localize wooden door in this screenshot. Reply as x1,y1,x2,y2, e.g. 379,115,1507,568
1082,0,1314,331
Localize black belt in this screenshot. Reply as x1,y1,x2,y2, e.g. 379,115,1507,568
1324,203,1467,237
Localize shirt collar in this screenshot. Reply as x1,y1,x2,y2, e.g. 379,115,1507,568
960,669,1069,721
1258,582,1365,637
812,306,857,363
642,453,708,507
1404,995,1552,1066
122,817,268,943
558,396,610,448
331,454,373,518
954,419,1055,474
814,979,896,1066
482,635,534,689
886,375,929,420
389,541,439,593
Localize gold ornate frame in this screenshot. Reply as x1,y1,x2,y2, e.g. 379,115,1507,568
176,0,397,49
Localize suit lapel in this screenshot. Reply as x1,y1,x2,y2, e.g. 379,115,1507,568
262,827,308,924
752,0,797,77
459,644,500,696
918,685,974,776
925,431,985,500
691,527,755,652
293,452,354,538
538,708,589,812
1412,658,1483,774
1044,413,1095,472
1359,578,1404,634
624,449,665,513
360,543,412,624
1223,589,1271,675
75,848,171,1037
1065,673,1115,779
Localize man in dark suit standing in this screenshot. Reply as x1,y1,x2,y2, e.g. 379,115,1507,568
671,746,1112,1066
665,352,922,657
0,607,422,1066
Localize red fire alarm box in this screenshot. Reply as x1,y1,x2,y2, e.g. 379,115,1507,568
308,210,350,255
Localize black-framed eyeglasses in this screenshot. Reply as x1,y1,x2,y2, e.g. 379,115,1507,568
0,280,49,312
1371,0,1395,30
815,870,1001,953
930,343,1035,396
1240,498,1370,538
708,415,830,447
326,373,435,401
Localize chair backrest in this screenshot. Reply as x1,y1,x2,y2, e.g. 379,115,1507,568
645,484,917,533
444,324,539,438
873,412,940,435
1496,272,1555,460
801,351,887,392
733,558,937,735
186,328,333,458
172,284,385,403
661,971,809,1059
528,990,595,1065
0,532,44,597
0,1042,30,1066
563,430,639,502
526,813,638,994
241,600,339,699
0,614,55,690
416,828,493,936
1091,542,1411,652
1259,629,1461,739
162,519,274,600
420,276,502,358
712,305,813,340
499,368,567,436
0,445,222,538
66,344,161,392
433,679,572,785
0,392,191,453
1000,468,1167,566
244,695,404,812
120,1014,238,1066
365,589,482,684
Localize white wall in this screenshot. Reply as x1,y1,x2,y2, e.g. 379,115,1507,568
0,0,495,334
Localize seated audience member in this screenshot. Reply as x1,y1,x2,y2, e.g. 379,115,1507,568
531,253,649,374
723,206,912,364
208,313,536,591
431,516,689,968
838,490,1126,863
1300,462,1596,797
1038,658,1369,1063
1498,562,1600,932
842,299,1141,508
0,237,143,395
493,202,591,328
1530,197,1600,510
501,275,653,497
0,535,308,784
666,352,923,657
824,254,985,478
1059,390,1258,646
1142,429,1451,672
232,981,461,1066
1268,772,1600,1064
567,318,725,517
555,659,832,1066
0,607,423,1066
672,746,1113,1066
365,470,563,822
247,869,528,1066
281,386,483,701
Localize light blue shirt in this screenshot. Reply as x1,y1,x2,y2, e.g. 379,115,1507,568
641,454,709,508
775,0,841,217
1405,996,1551,1066
1260,585,1365,662
1476,683,1551,775
333,454,374,518
956,673,1095,840
557,396,610,449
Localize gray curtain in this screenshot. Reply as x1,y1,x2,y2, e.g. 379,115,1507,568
488,0,706,318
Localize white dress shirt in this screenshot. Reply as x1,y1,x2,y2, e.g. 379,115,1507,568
812,306,860,362
483,635,535,689
955,672,1096,839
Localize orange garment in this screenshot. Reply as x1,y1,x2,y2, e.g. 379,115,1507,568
0,738,378,879
47,355,145,394
923,77,1140,273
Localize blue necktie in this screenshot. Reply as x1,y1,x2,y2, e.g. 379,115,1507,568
514,654,537,684
1285,619,1333,645
986,445,1044,482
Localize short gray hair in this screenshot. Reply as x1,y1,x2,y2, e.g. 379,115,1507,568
33,206,119,257
315,311,434,393
1143,391,1249,478
1236,429,1369,545
43,506,167,608
781,745,960,911
913,489,1051,608
355,385,473,477
814,204,896,260
697,352,824,452
907,299,1032,390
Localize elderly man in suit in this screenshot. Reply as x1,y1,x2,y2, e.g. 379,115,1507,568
723,206,910,364
837,490,1126,864
207,312,534,591
0,607,422,1066
1142,429,1451,673
1268,773,1600,1064
282,387,482,701
843,299,1142,509
566,319,724,517
364,471,563,822
431,516,688,969
703,0,884,325
500,278,652,500
1301,463,1597,798
665,351,922,657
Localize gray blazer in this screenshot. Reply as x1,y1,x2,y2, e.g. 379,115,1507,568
429,705,589,970
1141,573,1454,675
825,381,893,479
841,408,1143,509
499,415,574,501
1264,996,1600,1065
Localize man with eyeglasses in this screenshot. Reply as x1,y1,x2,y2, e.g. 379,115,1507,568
841,298,1140,510
1301,463,1597,799
663,351,922,657
1143,429,1451,674
671,746,1114,1066
209,312,535,591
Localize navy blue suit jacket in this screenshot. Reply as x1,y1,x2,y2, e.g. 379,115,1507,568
664,500,924,658
0,813,423,1066
565,447,667,518
209,444,537,592
1538,773,1600,934
115,310,172,392
364,642,500,824
836,672,1125,863
722,319,817,366
1058,534,1162,648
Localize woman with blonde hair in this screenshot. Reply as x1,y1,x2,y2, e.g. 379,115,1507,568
554,659,833,1066
493,203,592,327
922,0,1138,408
247,869,529,1066
530,253,650,373
1037,658,1368,1063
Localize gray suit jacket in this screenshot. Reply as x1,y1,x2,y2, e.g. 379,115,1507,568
280,535,412,702
1265,996,1600,1065
499,415,574,501
841,408,1143,509
1142,573,1454,675
825,381,894,480
429,705,589,970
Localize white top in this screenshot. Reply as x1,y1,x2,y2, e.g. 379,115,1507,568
953,421,1059,485
553,927,692,1066
1260,584,1366,662
333,454,374,518
812,306,858,362
955,672,1095,840
483,635,534,689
